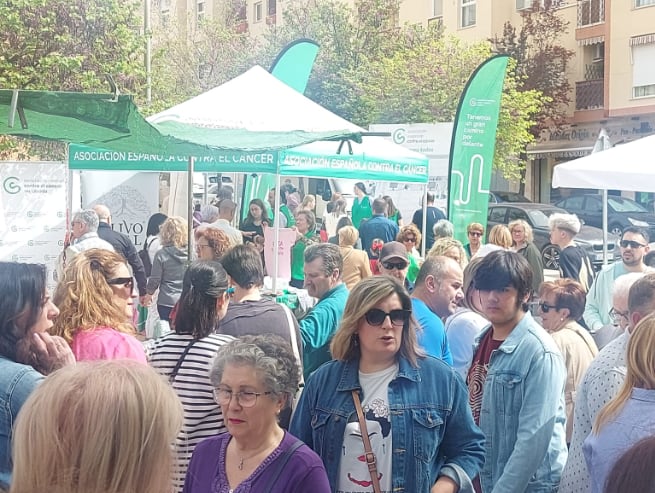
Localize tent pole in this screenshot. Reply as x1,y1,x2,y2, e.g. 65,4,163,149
602,189,608,266
187,157,194,261
272,174,282,294
421,188,428,258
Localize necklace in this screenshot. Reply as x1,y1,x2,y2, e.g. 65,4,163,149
233,433,282,471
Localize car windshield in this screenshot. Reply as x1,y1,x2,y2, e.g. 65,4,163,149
608,196,648,213
527,209,553,228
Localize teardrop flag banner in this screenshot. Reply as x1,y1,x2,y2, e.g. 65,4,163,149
447,55,509,245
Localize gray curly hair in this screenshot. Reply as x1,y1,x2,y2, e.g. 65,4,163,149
209,334,300,399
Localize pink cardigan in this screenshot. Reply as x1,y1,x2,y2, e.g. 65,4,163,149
71,326,147,364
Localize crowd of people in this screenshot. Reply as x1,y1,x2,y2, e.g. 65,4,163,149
1,185,655,493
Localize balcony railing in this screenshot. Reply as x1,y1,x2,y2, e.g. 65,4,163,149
576,79,604,110
578,0,604,27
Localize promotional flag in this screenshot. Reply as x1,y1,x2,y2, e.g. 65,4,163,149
448,55,509,245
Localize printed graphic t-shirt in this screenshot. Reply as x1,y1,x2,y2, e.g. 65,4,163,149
337,364,397,493
467,330,503,425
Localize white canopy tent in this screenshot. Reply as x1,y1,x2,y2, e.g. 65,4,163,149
552,130,655,263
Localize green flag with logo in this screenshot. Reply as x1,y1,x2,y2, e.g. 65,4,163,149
448,55,509,245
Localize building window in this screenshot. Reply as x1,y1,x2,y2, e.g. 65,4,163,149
635,0,655,7
267,0,276,16
460,0,476,28
632,43,655,98
432,0,443,17
578,0,604,26
254,1,263,22
197,1,205,22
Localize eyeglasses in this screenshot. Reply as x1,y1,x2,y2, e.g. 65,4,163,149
381,261,408,270
620,240,646,249
403,237,416,243
538,302,559,313
106,277,134,289
364,308,411,326
213,388,273,408
468,231,483,237
196,243,212,249
609,307,629,326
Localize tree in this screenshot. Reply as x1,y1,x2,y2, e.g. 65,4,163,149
490,0,574,130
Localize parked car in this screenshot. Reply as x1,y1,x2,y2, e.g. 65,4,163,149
487,203,618,270
488,190,532,203
554,194,655,239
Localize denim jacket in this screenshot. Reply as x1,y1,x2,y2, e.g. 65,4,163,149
290,355,485,493
475,312,568,493
0,357,44,488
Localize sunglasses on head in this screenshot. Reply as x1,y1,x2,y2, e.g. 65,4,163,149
107,277,134,289
364,308,411,326
620,240,646,249
468,231,482,237
382,261,408,270
539,302,558,313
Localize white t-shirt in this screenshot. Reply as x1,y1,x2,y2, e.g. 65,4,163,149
337,364,396,493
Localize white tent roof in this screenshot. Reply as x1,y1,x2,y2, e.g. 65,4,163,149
149,65,361,134
552,134,655,192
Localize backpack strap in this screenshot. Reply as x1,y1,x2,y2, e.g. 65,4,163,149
263,439,304,493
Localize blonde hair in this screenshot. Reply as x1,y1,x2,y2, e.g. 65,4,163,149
160,216,188,248
467,222,484,234
508,219,534,243
330,276,424,366
338,226,359,247
52,249,134,343
488,224,512,249
427,237,468,269
300,194,315,210
10,361,183,493
594,315,655,434
397,224,422,248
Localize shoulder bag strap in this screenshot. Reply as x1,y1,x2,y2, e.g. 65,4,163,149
169,339,197,383
351,390,382,493
263,439,305,493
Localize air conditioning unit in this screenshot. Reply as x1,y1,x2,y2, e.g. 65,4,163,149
592,44,604,63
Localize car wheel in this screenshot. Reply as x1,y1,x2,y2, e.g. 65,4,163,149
609,223,623,236
542,244,561,270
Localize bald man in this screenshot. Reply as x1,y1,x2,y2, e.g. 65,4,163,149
210,199,243,247
93,204,147,303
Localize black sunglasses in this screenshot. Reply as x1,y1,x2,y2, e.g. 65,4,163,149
382,261,408,270
620,240,646,249
539,302,559,313
364,308,411,326
107,277,134,289
468,231,482,237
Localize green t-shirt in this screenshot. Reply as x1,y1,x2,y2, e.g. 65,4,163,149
280,204,296,227
291,231,318,280
352,196,372,228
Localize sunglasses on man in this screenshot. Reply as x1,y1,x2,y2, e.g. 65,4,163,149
382,261,408,271
619,240,647,249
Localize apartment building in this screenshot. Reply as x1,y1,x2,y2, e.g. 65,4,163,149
155,0,655,201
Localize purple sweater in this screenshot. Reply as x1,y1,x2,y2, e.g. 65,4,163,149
182,431,330,493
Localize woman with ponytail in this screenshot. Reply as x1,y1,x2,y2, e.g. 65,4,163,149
148,261,235,492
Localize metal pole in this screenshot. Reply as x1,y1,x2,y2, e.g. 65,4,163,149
187,157,194,260
421,188,428,258
272,173,282,293
144,0,152,104
602,189,608,266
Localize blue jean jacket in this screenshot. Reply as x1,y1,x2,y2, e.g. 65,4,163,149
290,355,485,493
0,357,44,488
476,313,568,492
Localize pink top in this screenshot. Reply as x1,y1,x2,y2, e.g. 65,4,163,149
71,326,147,364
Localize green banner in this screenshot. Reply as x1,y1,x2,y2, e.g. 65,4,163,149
270,39,319,94
448,55,509,244
68,144,278,173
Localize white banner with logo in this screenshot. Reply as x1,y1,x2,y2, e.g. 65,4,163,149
0,162,68,288
80,171,160,250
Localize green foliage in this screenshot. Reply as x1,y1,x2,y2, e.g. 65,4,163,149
0,0,145,95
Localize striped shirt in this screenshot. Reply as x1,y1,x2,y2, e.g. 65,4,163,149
149,332,235,492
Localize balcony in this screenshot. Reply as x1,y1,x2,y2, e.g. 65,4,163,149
575,79,604,110
266,14,276,25
578,0,604,27
235,20,248,33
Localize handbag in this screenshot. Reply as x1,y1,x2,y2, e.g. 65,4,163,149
351,390,382,493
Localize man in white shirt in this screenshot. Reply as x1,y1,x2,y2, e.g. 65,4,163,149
210,199,243,247
559,273,655,493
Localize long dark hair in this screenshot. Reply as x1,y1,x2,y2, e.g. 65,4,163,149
174,261,228,339
0,262,47,361
146,213,168,237
242,199,270,227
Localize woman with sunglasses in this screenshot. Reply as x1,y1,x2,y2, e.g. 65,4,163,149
464,223,484,259
538,279,598,444
290,276,484,493
52,249,147,363
183,335,330,493
149,261,234,491
397,224,422,283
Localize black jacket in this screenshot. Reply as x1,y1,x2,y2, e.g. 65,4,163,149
97,222,147,296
